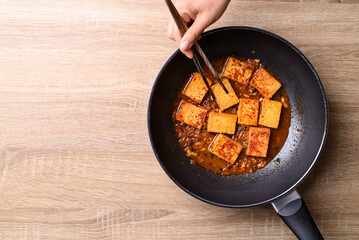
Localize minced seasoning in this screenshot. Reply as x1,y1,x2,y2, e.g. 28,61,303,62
172,57,291,175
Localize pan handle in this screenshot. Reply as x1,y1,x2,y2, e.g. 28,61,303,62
271,190,324,240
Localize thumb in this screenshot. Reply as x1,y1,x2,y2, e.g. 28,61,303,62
180,15,208,53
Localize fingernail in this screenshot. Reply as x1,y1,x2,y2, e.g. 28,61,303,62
180,41,190,51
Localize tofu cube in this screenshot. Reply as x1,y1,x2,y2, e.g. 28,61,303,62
176,101,207,129
246,127,271,157
209,134,243,164
207,111,237,134
221,57,254,85
250,68,282,99
211,79,239,111
258,99,282,128
183,72,212,104
237,98,259,126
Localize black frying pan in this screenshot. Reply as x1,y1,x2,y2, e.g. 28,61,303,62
148,27,328,239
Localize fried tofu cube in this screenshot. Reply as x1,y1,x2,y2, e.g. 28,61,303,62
250,68,282,99
207,112,237,134
176,101,207,129
258,99,282,128
183,72,212,104
246,127,271,157
221,57,254,85
211,79,239,111
209,134,243,164
237,98,259,126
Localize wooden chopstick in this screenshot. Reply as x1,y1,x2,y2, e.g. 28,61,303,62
192,50,212,94
164,0,229,94
191,43,228,94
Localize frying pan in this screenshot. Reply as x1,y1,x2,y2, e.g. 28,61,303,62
148,27,328,239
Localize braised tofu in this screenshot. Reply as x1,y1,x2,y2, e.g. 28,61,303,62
183,72,212,104
250,68,282,99
237,98,259,126
221,57,254,85
258,99,282,128
209,134,243,164
211,79,239,111
176,101,207,129
246,127,271,157
207,112,237,134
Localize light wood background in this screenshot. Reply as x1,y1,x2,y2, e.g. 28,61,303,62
0,0,358,239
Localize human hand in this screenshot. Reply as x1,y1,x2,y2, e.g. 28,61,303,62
167,0,230,58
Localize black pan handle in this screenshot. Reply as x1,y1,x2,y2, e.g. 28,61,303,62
271,190,324,240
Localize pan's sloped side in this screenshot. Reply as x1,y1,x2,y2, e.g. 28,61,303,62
148,27,328,207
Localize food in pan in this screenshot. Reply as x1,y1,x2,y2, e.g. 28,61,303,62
258,99,283,129
175,101,207,129
173,56,291,175
183,72,212,104
250,67,282,99
211,79,239,111
246,127,271,157
207,111,237,134
221,56,255,85
237,98,259,126
209,134,243,164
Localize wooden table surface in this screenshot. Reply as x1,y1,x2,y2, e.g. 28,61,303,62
0,0,358,239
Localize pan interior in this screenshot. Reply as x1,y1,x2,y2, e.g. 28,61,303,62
148,27,327,207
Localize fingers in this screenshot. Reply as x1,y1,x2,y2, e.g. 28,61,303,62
166,1,197,58
166,0,230,59
182,48,194,59
168,16,208,58
167,20,173,40
166,2,206,59
167,10,192,42
179,14,209,57
167,19,181,43
167,18,194,58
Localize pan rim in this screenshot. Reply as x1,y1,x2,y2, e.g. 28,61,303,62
147,26,329,208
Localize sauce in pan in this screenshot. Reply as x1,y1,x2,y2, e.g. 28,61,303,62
173,57,291,175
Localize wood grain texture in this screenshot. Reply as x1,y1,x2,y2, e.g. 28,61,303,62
0,0,358,239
